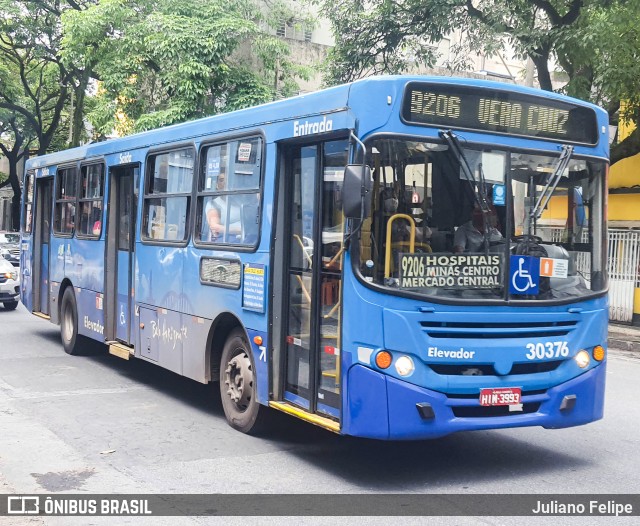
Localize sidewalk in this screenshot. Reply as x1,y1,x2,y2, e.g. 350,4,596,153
608,323,640,353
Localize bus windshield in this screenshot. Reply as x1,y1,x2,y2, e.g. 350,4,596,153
357,136,608,302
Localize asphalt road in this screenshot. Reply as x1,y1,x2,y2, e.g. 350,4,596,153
1,304,639,525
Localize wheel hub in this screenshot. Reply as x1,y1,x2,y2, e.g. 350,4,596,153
224,352,253,410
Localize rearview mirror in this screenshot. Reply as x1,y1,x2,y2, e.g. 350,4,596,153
342,164,372,219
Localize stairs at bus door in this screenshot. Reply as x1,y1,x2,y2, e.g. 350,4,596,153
107,341,134,360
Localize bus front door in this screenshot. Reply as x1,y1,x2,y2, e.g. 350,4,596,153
33,178,53,315
277,140,346,422
105,165,138,346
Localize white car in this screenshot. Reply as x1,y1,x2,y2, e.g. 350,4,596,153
0,255,19,310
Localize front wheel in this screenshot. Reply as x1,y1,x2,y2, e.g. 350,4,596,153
219,328,266,434
3,301,18,311
60,287,81,355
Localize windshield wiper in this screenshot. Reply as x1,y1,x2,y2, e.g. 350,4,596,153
439,130,493,251
530,144,574,222
439,130,491,213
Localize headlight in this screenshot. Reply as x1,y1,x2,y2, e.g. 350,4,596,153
575,350,590,368
395,356,415,377
0,248,8,256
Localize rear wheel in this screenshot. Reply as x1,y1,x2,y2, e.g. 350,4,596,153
60,287,81,355
2,301,18,311
219,328,266,434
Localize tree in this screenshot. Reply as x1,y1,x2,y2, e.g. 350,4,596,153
318,0,640,164
61,0,312,135
0,0,94,229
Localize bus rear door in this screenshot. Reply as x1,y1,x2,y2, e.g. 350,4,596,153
105,165,138,347
33,177,53,315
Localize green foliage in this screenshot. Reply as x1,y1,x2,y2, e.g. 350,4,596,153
319,0,640,163
62,0,313,135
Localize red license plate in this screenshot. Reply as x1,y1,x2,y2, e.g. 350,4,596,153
479,387,521,406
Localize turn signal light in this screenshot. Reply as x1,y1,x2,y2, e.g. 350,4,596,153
253,336,263,345
375,351,392,369
593,345,605,362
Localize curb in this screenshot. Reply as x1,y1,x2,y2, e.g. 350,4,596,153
608,337,640,353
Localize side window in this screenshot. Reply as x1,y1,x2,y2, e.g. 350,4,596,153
143,148,194,241
22,172,34,234
197,137,262,246
77,164,105,238
54,167,78,236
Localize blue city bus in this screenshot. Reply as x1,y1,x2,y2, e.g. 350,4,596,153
20,76,608,439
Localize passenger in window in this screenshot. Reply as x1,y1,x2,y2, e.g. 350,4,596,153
205,175,241,240
453,205,502,253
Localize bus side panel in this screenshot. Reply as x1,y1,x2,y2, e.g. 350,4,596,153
157,308,183,375
246,329,268,405
49,236,71,285
135,245,185,312
50,281,61,324
73,239,105,293
182,315,213,383
76,288,105,340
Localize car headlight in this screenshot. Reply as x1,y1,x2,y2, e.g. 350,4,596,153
0,248,9,257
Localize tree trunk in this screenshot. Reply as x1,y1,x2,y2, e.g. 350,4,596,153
71,70,90,147
8,157,21,231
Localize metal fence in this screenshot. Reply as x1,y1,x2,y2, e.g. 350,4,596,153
539,227,640,323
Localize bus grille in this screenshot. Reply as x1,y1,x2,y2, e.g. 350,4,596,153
452,403,541,418
420,320,577,339
429,360,563,376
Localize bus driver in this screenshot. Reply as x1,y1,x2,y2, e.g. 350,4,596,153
453,205,502,253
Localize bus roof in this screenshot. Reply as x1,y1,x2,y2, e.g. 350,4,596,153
26,75,609,170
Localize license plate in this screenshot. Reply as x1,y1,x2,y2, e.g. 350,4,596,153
479,387,521,406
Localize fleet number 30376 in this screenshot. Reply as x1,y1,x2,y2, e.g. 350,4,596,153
525,341,570,360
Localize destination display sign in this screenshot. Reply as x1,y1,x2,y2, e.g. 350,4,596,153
401,82,599,145
399,253,504,290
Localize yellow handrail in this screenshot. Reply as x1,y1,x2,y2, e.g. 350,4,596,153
385,213,415,278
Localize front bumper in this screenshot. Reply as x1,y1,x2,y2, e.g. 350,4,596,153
344,362,606,439
0,279,20,302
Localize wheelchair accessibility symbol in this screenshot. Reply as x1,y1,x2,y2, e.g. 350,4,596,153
509,255,540,295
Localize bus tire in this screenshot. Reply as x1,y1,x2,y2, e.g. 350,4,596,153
220,328,266,434
3,301,18,311
60,287,81,355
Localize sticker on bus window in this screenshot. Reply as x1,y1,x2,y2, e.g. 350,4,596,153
237,143,252,162
399,253,503,289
